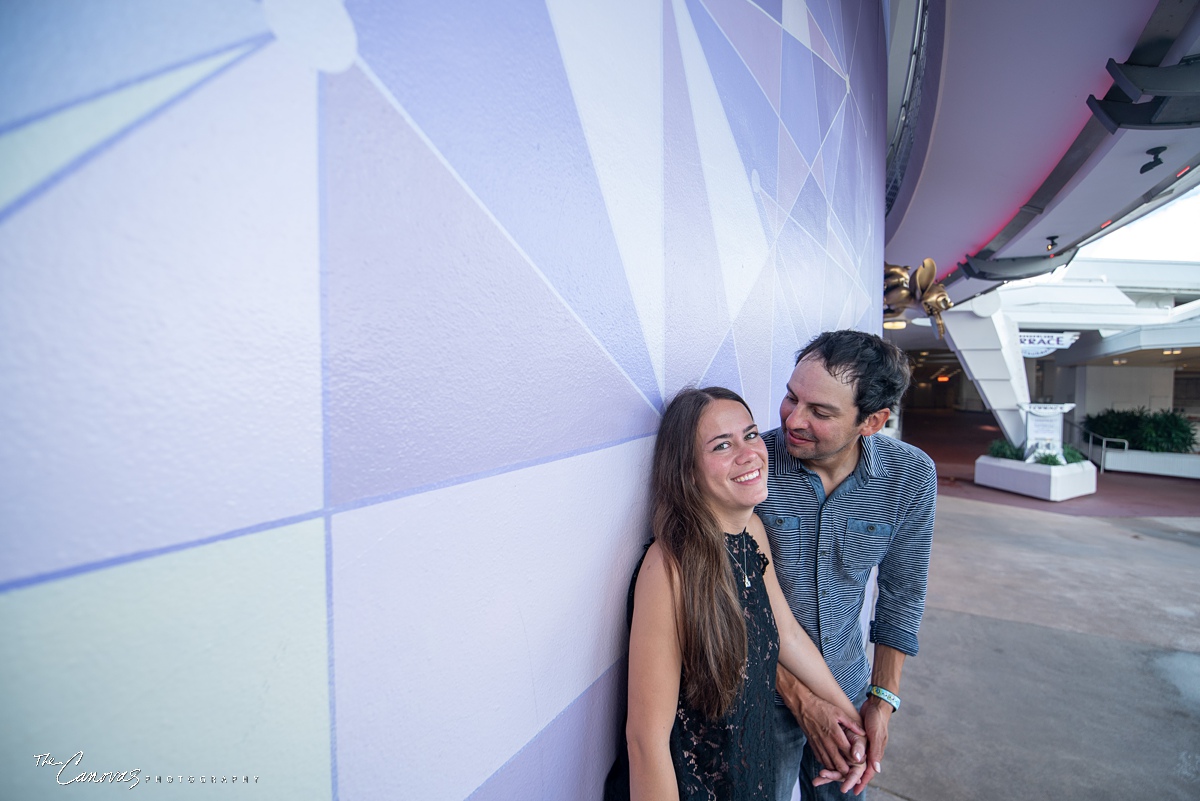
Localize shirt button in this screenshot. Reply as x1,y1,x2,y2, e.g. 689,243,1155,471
819,549,829,556
822,636,829,643
820,589,828,597
776,518,783,525
867,524,876,532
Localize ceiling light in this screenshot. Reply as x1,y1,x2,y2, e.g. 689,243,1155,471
1101,220,1113,229
1140,146,1166,174
883,320,907,330
1164,349,1174,355
920,351,929,356
1173,349,1182,355
936,376,950,383
1178,166,1192,178
1046,235,1058,252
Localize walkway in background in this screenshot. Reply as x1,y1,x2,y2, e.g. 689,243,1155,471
901,408,1199,517
860,408,1200,801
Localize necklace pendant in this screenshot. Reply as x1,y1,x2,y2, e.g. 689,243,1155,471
744,575,751,588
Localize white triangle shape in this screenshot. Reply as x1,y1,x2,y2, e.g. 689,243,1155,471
0,42,259,214
673,0,770,325
546,0,666,396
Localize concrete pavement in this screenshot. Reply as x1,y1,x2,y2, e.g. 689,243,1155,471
870,496,1200,800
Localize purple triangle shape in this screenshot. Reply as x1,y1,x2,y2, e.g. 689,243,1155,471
701,329,744,398
665,0,732,393
346,0,661,408
686,0,780,200
321,66,659,507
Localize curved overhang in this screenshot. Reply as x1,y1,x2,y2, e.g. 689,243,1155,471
884,0,1200,302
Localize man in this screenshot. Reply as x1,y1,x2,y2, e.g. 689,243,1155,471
756,330,936,800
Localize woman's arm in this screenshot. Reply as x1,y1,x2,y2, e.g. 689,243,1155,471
746,516,867,791
625,542,682,801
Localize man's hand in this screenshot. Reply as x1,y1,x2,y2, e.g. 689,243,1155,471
812,730,867,794
852,696,893,794
777,666,865,777
853,644,906,793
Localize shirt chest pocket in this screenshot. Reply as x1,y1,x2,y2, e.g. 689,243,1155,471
762,514,807,569
836,518,893,572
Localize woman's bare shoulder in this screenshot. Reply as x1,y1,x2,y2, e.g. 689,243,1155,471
746,515,771,556
634,540,680,602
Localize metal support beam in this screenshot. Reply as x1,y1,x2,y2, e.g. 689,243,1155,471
959,250,1077,283
1087,94,1200,133
1107,57,1200,97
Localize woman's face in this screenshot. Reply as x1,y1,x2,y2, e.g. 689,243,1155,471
693,399,768,530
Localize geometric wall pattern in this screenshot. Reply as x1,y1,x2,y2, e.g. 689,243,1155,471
0,0,884,798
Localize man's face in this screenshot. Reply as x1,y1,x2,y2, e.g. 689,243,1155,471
778,356,868,464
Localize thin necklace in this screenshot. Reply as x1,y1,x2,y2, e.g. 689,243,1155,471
725,530,751,588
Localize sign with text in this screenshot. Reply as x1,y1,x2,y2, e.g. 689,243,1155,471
1019,331,1080,358
1019,402,1076,461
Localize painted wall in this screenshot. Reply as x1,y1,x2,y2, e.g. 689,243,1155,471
1072,365,1176,419
0,1,886,798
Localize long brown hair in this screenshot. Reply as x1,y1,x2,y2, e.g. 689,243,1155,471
651,386,752,720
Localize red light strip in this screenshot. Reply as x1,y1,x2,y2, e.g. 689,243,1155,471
1100,220,1113,228
1178,165,1192,178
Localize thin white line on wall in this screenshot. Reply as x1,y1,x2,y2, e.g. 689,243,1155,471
697,0,778,115
354,57,662,416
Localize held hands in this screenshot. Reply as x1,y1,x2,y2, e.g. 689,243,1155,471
783,691,866,791
811,727,868,794
852,695,894,794
813,695,894,794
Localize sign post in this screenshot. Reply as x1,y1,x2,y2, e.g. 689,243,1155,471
1018,402,1076,462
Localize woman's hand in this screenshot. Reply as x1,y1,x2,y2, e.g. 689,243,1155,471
811,729,868,793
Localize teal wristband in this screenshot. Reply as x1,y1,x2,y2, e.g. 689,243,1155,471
867,684,900,712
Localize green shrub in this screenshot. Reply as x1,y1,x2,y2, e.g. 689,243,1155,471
988,439,1024,460
1084,408,1196,453
1034,452,1063,466
1062,444,1086,464
1144,410,1197,453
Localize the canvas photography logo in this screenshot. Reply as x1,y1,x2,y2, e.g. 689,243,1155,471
32,751,260,790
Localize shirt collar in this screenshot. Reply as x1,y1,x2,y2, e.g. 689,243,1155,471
859,433,888,481
772,429,890,483
771,428,806,476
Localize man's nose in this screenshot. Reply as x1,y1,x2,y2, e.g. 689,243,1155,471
785,407,808,428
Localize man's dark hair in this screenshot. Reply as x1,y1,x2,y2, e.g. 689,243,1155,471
796,330,911,423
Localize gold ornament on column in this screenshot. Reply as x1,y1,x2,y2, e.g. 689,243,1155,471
882,258,953,337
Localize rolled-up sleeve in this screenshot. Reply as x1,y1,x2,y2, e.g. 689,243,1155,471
869,456,937,655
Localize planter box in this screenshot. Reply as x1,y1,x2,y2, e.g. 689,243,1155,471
1101,449,1200,479
973,456,1097,501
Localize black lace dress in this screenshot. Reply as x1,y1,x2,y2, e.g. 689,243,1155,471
607,532,781,801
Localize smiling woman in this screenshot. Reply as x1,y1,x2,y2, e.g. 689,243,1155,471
605,387,868,801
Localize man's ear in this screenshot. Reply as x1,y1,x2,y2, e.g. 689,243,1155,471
858,407,890,436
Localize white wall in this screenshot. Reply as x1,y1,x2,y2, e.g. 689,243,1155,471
1074,365,1176,419
0,2,887,799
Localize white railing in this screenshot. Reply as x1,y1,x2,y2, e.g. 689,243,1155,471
1063,419,1128,474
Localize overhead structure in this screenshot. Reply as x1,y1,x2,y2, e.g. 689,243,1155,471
886,0,1200,302
882,0,1200,438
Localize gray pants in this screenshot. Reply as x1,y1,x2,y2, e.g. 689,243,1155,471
773,700,867,801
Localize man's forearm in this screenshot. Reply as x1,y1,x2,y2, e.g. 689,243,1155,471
870,643,906,695
776,662,816,713
777,663,863,776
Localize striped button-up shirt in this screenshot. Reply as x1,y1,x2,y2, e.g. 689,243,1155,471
756,428,937,697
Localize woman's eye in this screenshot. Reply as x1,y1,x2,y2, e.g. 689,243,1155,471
713,441,730,451
746,431,759,440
